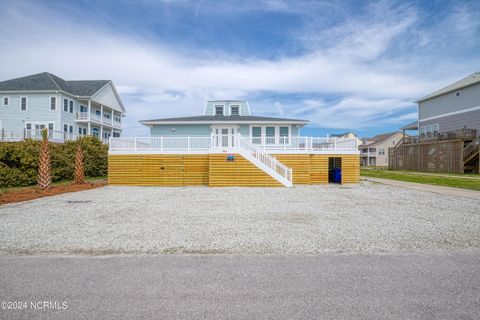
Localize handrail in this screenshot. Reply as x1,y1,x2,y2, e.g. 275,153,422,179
237,134,293,186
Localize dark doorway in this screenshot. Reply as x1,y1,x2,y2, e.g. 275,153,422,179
328,157,342,183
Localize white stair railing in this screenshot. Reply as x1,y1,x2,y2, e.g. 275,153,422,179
236,134,293,187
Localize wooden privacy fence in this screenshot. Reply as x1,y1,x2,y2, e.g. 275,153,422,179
389,139,464,173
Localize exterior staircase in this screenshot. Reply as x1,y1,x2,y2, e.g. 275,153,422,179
463,139,480,165
210,133,293,187
236,134,293,187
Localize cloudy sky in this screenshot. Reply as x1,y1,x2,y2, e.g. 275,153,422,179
1,0,479,137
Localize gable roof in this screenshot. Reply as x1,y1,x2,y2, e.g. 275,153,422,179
140,115,309,125
360,131,401,147
416,72,480,103
0,72,110,97
330,131,358,138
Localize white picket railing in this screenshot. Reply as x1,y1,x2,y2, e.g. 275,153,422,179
0,129,79,143
248,136,357,150
109,136,212,151
236,134,292,187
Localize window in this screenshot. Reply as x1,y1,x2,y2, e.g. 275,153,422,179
115,116,121,122
433,124,439,133
215,105,224,115
3,96,9,106
64,99,68,112
266,127,275,144
95,110,101,116
252,127,262,144
427,125,433,134
92,128,99,138
420,126,426,135
69,100,73,113
78,127,83,135
379,148,385,155
26,123,32,130
69,125,73,134
20,97,27,111
113,132,120,138
280,126,289,144
104,113,110,119
455,91,461,97
64,124,68,133
230,106,239,116
83,128,87,135
80,105,87,113
50,97,56,110
48,123,54,131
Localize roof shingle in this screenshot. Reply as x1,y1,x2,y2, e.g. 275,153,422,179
0,72,110,97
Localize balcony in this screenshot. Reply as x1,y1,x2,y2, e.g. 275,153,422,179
76,112,121,128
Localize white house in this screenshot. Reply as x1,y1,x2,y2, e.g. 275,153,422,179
0,72,126,143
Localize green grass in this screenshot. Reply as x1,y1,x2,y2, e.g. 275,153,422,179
361,169,480,191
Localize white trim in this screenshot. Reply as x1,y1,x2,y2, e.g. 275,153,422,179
49,96,57,111
2,96,10,106
140,120,308,125
202,101,208,115
20,96,27,111
214,104,225,116
108,149,360,155
420,105,480,122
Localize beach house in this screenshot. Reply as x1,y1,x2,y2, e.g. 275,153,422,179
108,100,360,187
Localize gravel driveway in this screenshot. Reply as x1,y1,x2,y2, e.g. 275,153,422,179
0,182,479,255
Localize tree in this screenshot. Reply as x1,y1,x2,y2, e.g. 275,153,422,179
37,128,52,189
74,143,85,184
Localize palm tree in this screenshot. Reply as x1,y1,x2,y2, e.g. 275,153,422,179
74,143,85,184
37,128,52,189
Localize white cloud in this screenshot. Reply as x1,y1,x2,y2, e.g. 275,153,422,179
0,0,478,136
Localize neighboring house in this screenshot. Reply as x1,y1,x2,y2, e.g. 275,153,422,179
330,131,362,149
416,72,480,136
0,72,126,143
359,131,404,167
108,100,360,187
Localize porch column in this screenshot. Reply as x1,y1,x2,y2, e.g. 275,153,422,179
87,100,91,135
100,105,103,124
100,125,103,141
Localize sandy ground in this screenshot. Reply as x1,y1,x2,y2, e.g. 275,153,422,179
0,182,479,255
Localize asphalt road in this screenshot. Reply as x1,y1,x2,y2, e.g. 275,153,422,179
1,253,479,319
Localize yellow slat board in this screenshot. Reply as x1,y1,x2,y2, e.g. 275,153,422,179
310,155,329,184
208,153,282,187
339,154,360,184
108,154,209,186
272,154,311,184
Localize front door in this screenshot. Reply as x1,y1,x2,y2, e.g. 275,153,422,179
213,127,236,148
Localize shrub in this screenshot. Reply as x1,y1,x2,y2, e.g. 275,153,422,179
0,137,108,188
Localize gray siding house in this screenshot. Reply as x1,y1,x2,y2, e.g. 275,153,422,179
417,72,480,136
0,72,126,142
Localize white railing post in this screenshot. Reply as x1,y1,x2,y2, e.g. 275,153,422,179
160,136,164,151
134,137,137,151
187,136,191,151
334,138,337,151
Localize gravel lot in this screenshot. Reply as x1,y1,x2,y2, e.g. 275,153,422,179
0,182,479,255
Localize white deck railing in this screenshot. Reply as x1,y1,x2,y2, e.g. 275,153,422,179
109,135,358,152
0,129,78,143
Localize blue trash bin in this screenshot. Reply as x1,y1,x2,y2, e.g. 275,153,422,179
333,168,342,183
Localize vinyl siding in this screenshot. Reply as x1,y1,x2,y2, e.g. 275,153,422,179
419,109,480,134
204,101,250,116
419,82,480,119
0,93,60,130
92,82,123,112
150,124,211,136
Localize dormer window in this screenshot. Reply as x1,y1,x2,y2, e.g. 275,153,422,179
230,105,239,116
215,105,224,115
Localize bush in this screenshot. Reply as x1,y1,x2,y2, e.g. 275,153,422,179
0,136,108,187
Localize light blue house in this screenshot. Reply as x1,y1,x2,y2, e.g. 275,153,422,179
0,72,126,142
140,100,309,146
